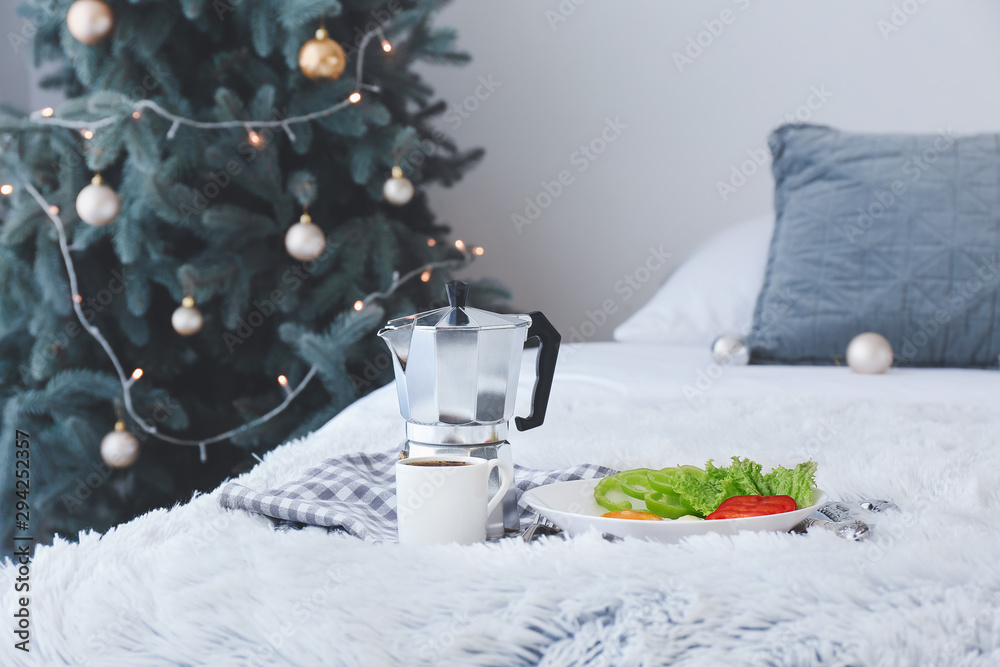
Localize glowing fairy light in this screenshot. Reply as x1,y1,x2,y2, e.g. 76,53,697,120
277,375,288,386
49,205,60,214
131,368,143,380
354,300,364,311
427,238,436,247
0,184,12,196
381,39,392,52
349,92,362,103
454,239,465,250
41,107,54,118
472,246,485,256
420,270,432,282
81,129,94,140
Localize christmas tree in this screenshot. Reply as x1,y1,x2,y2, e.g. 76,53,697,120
0,0,498,557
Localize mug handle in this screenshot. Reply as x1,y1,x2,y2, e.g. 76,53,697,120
485,459,513,518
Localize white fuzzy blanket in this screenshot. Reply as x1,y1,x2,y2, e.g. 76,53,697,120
4,346,1000,665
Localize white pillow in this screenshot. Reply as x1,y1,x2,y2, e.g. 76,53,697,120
613,215,774,345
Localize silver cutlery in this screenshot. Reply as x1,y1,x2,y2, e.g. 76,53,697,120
521,514,564,543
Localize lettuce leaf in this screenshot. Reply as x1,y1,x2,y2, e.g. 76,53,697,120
639,457,818,517
656,467,725,515
763,460,818,509
727,457,770,496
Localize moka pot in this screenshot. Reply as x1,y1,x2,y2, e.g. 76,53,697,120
377,280,560,538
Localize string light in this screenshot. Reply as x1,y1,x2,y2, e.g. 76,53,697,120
24,177,481,450
375,26,392,53
26,179,343,448
14,17,485,449
27,26,387,140
247,129,262,146
454,239,465,250
472,246,485,256
420,270,431,282
0,184,12,195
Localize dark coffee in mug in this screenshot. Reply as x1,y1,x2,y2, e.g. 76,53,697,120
404,460,472,467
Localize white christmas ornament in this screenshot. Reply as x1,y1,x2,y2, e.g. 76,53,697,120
100,421,140,468
75,174,119,226
172,296,204,336
284,212,326,261
846,332,893,374
67,0,115,45
382,166,414,206
711,333,750,366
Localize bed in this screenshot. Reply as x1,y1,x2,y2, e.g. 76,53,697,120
4,340,999,666
6,123,1000,665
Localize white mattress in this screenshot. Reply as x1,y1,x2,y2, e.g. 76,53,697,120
6,342,1000,665
342,341,999,463
544,342,997,402
365,341,999,419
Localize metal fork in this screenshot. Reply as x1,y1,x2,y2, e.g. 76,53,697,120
788,498,896,541
521,514,563,543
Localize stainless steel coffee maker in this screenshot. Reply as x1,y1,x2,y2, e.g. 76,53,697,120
378,280,560,539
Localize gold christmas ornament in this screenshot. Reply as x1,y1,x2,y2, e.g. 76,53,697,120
172,296,204,336
382,165,414,206
75,174,120,226
298,27,346,80
284,211,327,261
100,420,140,468
66,0,115,45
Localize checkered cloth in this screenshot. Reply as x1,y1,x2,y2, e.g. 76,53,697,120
218,451,616,542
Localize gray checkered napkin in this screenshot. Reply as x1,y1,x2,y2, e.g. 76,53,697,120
218,451,615,542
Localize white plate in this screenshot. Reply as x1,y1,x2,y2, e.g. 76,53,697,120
522,479,828,543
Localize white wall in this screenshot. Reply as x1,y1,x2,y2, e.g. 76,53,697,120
419,0,1000,341
5,1,1000,341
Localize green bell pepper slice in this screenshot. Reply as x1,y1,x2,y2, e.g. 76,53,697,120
647,469,678,495
643,491,692,519
678,464,708,481
594,476,632,512
647,470,703,516
618,469,657,500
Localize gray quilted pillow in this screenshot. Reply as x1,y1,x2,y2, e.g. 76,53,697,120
749,124,1000,368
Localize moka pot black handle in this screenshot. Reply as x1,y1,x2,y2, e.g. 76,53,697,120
515,311,560,431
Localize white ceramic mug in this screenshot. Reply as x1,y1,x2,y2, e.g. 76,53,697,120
396,455,513,545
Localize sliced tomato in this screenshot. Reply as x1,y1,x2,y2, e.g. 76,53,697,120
601,510,664,521
705,495,797,520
